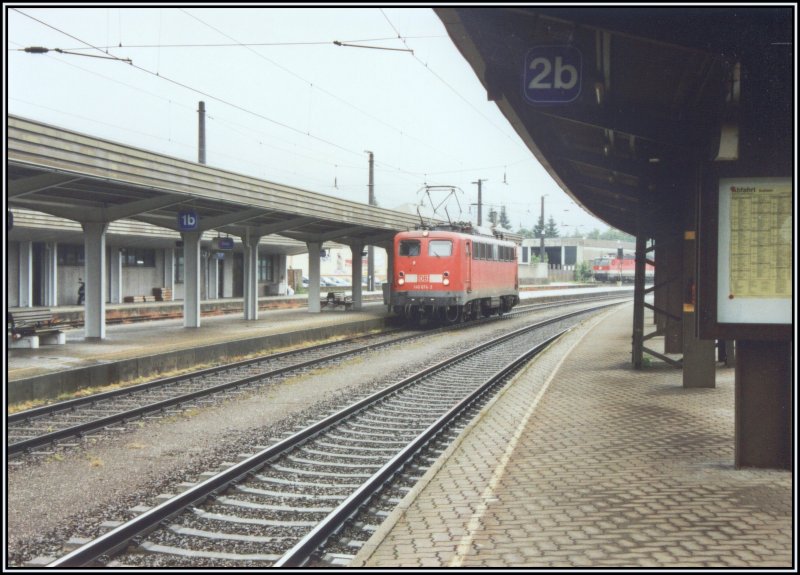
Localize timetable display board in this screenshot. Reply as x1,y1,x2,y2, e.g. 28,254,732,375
700,175,793,340
717,177,792,322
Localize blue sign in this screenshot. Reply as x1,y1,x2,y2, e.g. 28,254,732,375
178,210,198,231
213,237,234,250
524,46,582,104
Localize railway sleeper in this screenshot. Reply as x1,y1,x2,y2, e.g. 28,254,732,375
234,485,343,501
300,446,393,460
267,463,374,479
284,457,381,471
251,474,361,490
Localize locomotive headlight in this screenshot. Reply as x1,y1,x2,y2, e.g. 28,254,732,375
443,278,450,286
398,278,405,286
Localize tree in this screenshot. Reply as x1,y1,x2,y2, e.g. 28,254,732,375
599,227,635,242
586,228,601,240
532,214,545,238
487,207,498,226
545,216,560,237
499,205,511,229
574,261,593,282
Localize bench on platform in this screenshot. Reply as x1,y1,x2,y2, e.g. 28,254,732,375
321,291,353,310
7,308,66,348
123,295,157,303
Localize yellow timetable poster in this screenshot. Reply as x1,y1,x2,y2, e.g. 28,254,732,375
728,180,792,298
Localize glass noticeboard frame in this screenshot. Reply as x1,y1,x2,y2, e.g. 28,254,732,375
699,173,793,341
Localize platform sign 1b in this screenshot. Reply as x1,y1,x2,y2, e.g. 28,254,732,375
178,210,198,231
524,46,582,104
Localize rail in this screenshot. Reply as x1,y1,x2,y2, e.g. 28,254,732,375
48,302,621,567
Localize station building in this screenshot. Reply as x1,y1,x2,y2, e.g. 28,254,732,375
7,208,307,308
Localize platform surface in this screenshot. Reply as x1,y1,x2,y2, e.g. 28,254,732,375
352,304,794,569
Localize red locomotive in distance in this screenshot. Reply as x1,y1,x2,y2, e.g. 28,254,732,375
591,254,654,283
390,225,520,324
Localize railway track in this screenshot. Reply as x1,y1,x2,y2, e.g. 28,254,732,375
47,302,620,568
8,293,629,458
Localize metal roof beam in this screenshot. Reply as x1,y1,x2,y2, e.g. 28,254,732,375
318,226,370,242
190,208,268,232
560,173,641,203
252,216,320,237
9,173,85,198
282,226,368,244
101,194,188,222
525,104,708,151
556,151,652,182
9,193,188,224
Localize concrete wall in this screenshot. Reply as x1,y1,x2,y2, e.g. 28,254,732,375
7,241,292,307
519,262,548,282
121,256,165,299
58,264,83,306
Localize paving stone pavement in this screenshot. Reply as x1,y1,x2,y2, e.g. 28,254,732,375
353,304,794,569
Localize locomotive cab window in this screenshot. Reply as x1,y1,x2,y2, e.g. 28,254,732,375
428,240,452,257
399,240,421,256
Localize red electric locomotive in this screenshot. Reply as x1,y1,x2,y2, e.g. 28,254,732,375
390,225,519,324
591,255,654,283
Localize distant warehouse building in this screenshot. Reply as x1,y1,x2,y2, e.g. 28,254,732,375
517,237,637,283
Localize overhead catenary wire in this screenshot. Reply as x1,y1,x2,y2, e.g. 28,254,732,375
13,8,365,158
11,8,556,224
179,9,464,166
53,35,445,51
380,9,528,154
14,9,510,179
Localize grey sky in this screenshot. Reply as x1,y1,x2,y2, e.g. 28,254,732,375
6,6,610,235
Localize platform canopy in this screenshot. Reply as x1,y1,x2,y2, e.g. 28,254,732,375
435,7,792,236
7,115,428,248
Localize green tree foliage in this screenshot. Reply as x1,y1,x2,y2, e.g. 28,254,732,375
585,227,634,242
545,216,560,237
499,205,511,229
574,261,593,282
518,212,561,238
532,214,545,238
488,207,498,226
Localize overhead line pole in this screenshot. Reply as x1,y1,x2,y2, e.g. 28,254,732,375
472,179,486,226
198,101,206,165
366,151,375,291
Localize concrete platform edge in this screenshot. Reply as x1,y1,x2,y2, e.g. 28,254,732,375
8,317,391,406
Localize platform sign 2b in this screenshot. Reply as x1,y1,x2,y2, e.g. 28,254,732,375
524,46,582,104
